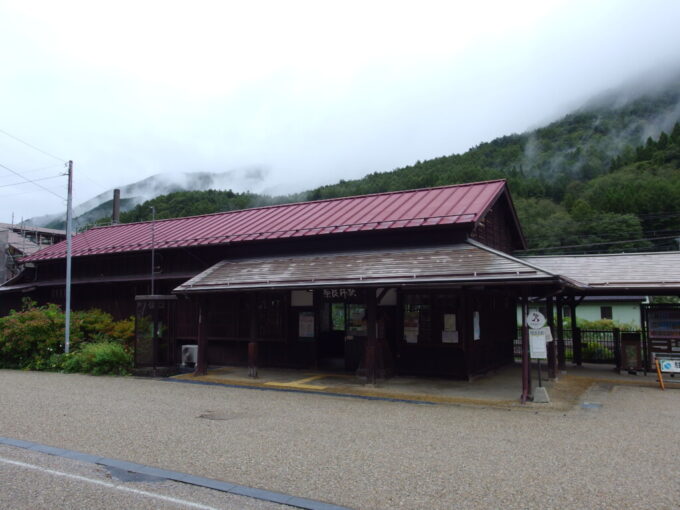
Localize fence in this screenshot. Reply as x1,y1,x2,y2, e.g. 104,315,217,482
514,328,621,364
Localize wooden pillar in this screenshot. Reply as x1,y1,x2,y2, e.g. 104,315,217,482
395,289,403,374
546,296,557,379
365,288,377,384
194,297,208,376
520,290,532,403
556,296,566,371
312,289,321,370
248,293,258,378
570,296,582,366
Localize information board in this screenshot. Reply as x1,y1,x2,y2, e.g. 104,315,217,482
529,328,549,359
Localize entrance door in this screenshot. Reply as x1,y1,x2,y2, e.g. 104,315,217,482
319,302,367,371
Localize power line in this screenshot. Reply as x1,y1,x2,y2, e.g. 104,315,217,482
0,184,67,199
0,161,65,200
519,234,680,253
0,174,63,189
0,163,64,182
0,128,67,163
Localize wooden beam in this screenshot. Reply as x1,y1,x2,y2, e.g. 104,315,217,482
520,290,531,403
556,296,566,371
570,296,582,366
365,287,377,384
194,297,208,376
248,293,258,378
546,295,557,379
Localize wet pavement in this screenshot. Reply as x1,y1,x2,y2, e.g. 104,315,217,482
173,362,664,410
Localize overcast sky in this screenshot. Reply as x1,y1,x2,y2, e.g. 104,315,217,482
1,0,680,224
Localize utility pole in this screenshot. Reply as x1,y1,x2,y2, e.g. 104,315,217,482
150,206,156,295
64,161,73,354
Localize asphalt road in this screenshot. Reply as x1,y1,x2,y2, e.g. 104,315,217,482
1,370,679,509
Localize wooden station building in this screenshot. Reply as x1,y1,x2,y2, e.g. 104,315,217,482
4,179,678,398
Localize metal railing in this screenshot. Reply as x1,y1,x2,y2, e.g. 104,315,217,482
514,328,623,364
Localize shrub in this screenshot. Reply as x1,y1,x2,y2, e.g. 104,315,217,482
0,303,65,369
62,341,132,376
582,341,614,361
0,303,135,373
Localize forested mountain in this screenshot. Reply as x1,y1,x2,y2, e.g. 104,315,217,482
116,78,680,254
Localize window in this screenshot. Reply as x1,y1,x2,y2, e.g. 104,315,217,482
600,306,613,320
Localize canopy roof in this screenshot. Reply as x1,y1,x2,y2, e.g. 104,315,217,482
522,252,680,293
174,245,680,295
175,241,557,293
21,180,516,262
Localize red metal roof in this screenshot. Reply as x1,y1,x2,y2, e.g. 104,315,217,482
22,180,509,262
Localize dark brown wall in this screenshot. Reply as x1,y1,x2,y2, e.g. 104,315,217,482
470,194,524,253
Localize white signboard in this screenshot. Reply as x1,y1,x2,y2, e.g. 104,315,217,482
659,359,680,373
529,328,548,359
527,310,547,330
298,312,315,338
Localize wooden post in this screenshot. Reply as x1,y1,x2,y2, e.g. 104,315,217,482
613,327,621,373
194,297,208,376
520,291,532,403
365,288,377,384
556,295,566,371
570,296,582,366
248,293,258,378
546,296,556,379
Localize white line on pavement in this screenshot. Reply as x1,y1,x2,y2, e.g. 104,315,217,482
0,456,221,510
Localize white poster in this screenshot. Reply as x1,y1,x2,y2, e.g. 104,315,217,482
529,329,548,359
298,311,315,338
443,314,456,332
404,310,420,344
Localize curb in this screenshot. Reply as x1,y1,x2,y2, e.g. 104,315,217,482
167,377,440,405
0,436,352,510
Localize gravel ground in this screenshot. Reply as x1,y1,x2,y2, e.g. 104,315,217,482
0,444,288,510
0,370,678,510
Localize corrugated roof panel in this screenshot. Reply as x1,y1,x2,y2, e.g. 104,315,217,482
21,180,508,262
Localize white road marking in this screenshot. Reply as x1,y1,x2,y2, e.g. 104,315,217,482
0,456,221,510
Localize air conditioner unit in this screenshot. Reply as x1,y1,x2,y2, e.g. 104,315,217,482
181,345,198,368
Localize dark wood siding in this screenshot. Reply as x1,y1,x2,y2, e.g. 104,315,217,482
470,194,522,253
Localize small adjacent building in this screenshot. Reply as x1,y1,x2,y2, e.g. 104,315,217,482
0,223,65,284
518,296,648,328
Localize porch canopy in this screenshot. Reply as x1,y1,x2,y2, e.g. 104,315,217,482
522,251,680,296
174,241,560,294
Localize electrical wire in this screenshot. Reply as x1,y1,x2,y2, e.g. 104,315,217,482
0,128,66,163
0,185,66,200
518,234,680,254
0,163,64,181
0,174,63,189
0,161,65,200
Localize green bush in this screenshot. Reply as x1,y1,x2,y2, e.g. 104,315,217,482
582,341,614,361
0,301,135,374
0,302,65,369
62,341,132,376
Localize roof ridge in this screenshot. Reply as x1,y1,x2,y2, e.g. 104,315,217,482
87,179,508,231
